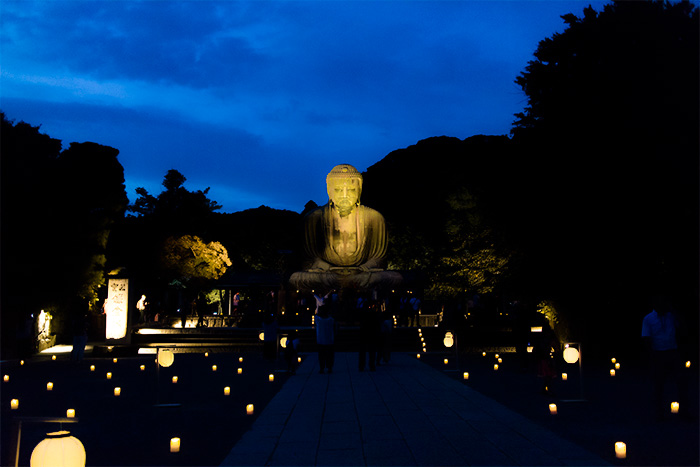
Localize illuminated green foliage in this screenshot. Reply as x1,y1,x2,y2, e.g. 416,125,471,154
161,235,232,283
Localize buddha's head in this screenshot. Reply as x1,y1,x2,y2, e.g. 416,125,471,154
326,164,362,216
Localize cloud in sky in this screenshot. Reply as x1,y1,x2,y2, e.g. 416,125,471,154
0,0,609,213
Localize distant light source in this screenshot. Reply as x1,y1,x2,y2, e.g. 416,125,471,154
172,376,178,384
157,349,174,368
212,365,217,372
463,372,469,380
90,365,95,372
11,399,19,410
611,357,616,364
493,364,499,371
443,332,454,348
106,372,112,380
170,437,180,453
615,362,620,370
246,404,254,415
52,355,56,361
239,357,244,363
113,358,118,363
31,431,86,467
66,409,75,418
549,403,557,415
563,347,579,364
269,374,274,382
562,373,568,381
280,337,288,348
610,369,616,377
46,382,53,391
443,358,448,365
140,365,145,371
237,368,243,374
114,387,121,396
416,354,420,359
482,352,486,357
530,326,542,333
686,361,691,368
3,375,8,382
259,332,264,341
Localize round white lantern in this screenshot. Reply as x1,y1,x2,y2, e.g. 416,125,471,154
443,332,454,348
280,337,288,349
563,347,579,364
31,431,86,467
157,349,174,368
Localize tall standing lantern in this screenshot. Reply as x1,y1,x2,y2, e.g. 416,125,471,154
30,431,86,467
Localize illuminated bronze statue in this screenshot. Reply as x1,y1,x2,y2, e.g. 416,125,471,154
290,164,402,292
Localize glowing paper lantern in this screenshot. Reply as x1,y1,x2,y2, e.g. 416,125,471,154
280,337,288,348
463,372,469,380
67,409,75,418
416,354,421,359
610,369,616,377
563,347,579,364
3,375,8,382
114,387,121,396
530,326,542,333
562,373,568,381
498,358,502,363
30,431,85,467
113,358,118,363
90,365,95,372
493,364,499,371
140,365,145,371
495,354,500,359
52,355,57,361
224,387,230,395
212,365,217,372
671,402,679,414
527,346,533,353
46,382,54,391
246,404,254,415
549,404,557,415
258,332,264,341
686,361,691,368
444,358,449,365
204,352,209,357
170,437,180,453
106,372,112,380
269,374,274,382
237,368,243,374
298,357,301,363
239,357,244,363
11,399,19,410
615,362,620,370
615,442,626,459
20,360,24,366
611,357,616,364
443,332,454,348
157,349,174,368
172,376,178,384
482,352,486,357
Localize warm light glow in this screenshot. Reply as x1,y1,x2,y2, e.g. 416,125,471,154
224,387,230,396
611,357,616,364
422,348,426,352
170,437,180,453
140,365,145,371
421,337,424,342
562,373,568,381
3,375,8,382
443,332,454,348
237,368,243,374
686,361,691,368
498,358,502,363
416,354,420,359
172,376,178,383
615,442,626,459
20,360,24,365
106,278,129,339
527,346,533,353
52,355,57,361
463,372,469,380
549,403,557,415
47,382,54,391
246,404,254,415
444,358,449,365
11,399,18,410
482,352,486,357
157,349,175,368
67,409,75,418
114,387,121,396
298,357,302,363
212,365,217,371
495,354,500,359
494,364,499,370
30,431,86,467
259,332,264,341
269,374,274,382
204,352,209,357
280,337,288,348
90,365,95,372
113,358,118,363
137,348,157,354
563,347,579,364
610,369,615,376
530,326,543,333
615,362,620,370
671,402,679,413
106,372,112,380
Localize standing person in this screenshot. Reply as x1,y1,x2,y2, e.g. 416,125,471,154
316,305,336,374
262,313,279,361
358,300,381,371
409,294,421,327
314,290,333,314
642,295,690,420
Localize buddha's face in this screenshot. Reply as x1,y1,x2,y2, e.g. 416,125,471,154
328,178,360,216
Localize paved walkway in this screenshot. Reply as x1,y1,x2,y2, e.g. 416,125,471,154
221,353,608,466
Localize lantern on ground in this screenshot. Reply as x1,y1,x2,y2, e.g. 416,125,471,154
237,368,243,374
686,361,691,368
172,376,178,384
11,399,19,410
443,332,454,348
66,409,75,418
114,387,121,396
90,365,95,372
562,373,568,381
443,358,448,365
3,375,8,382
140,365,145,371
269,374,274,382
212,365,217,372
463,372,469,380
549,403,557,415
170,437,180,453
157,349,174,368
671,402,679,414
280,337,288,348
224,387,230,396
615,442,626,459
46,382,54,391
246,404,254,415
30,431,86,467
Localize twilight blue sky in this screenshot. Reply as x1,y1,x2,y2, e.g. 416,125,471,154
1,0,610,213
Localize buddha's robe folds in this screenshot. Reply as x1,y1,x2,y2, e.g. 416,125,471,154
289,204,402,291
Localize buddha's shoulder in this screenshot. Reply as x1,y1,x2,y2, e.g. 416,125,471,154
358,205,385,221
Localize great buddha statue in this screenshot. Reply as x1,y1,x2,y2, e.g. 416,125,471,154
289,164,402,292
